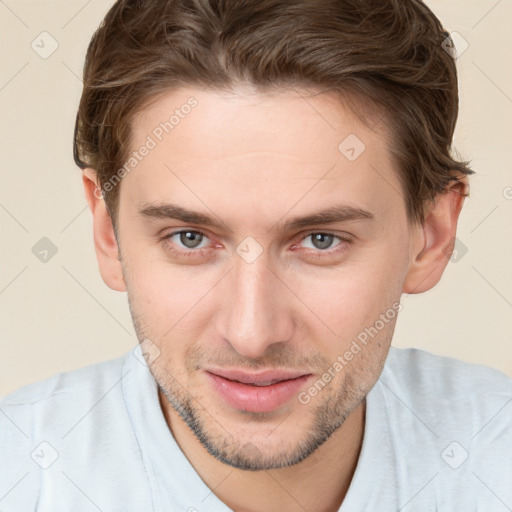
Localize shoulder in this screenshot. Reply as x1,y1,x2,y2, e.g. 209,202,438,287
1,354,127,410
0,350,153,509
379,346,512,434
369,347,512,507
383,346,512,395
0,353,130,451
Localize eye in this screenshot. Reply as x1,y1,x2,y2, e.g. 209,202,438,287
160,229,352,262
162,230,211,255
299,232,349,251
301,233,340,251
290,231,352,262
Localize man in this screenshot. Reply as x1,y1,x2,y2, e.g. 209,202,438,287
1,0,511,510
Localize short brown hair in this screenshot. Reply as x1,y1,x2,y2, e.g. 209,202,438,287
73,0,474,226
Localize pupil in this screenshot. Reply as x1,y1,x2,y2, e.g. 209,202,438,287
313,233,333,250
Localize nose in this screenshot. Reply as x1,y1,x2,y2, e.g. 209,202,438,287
218,249,295,359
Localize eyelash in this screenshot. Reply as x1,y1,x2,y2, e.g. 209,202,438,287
161,229,352,260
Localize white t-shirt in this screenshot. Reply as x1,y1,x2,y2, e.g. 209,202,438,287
1,345,511,511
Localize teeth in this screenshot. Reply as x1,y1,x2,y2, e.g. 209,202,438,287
234,380,278,386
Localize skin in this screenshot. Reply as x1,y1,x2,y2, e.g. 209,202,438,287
82,86,467,512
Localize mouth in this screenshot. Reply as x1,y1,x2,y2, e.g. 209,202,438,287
204,368,313,413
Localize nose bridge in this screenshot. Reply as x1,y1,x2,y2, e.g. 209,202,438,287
221,250,291,358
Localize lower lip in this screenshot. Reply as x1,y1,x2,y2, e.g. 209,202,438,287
205,372,312,413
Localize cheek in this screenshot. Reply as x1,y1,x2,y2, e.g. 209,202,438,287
292,242,406,347
124,251,216,340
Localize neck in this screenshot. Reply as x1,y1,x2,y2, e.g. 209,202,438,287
159,392,366,512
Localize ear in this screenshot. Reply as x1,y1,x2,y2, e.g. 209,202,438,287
82,169,126,292
403,176,469,294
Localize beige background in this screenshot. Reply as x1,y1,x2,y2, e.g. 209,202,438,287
0,0,511,396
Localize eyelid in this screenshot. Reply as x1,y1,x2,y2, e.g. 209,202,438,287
300,230,352,241
162,228,351,243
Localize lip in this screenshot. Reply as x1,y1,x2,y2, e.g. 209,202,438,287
205,368,313,413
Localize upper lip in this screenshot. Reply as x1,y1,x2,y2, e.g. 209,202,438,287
206,368,310,384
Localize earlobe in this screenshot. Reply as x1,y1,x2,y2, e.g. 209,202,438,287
82,169,126,292
402,177,468,294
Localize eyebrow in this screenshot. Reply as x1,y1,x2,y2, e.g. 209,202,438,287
138,203,374,231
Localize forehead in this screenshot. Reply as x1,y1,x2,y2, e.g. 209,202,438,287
131,86,387,160
123,86,404,229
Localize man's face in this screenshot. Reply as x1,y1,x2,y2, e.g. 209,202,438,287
116,86,416,470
